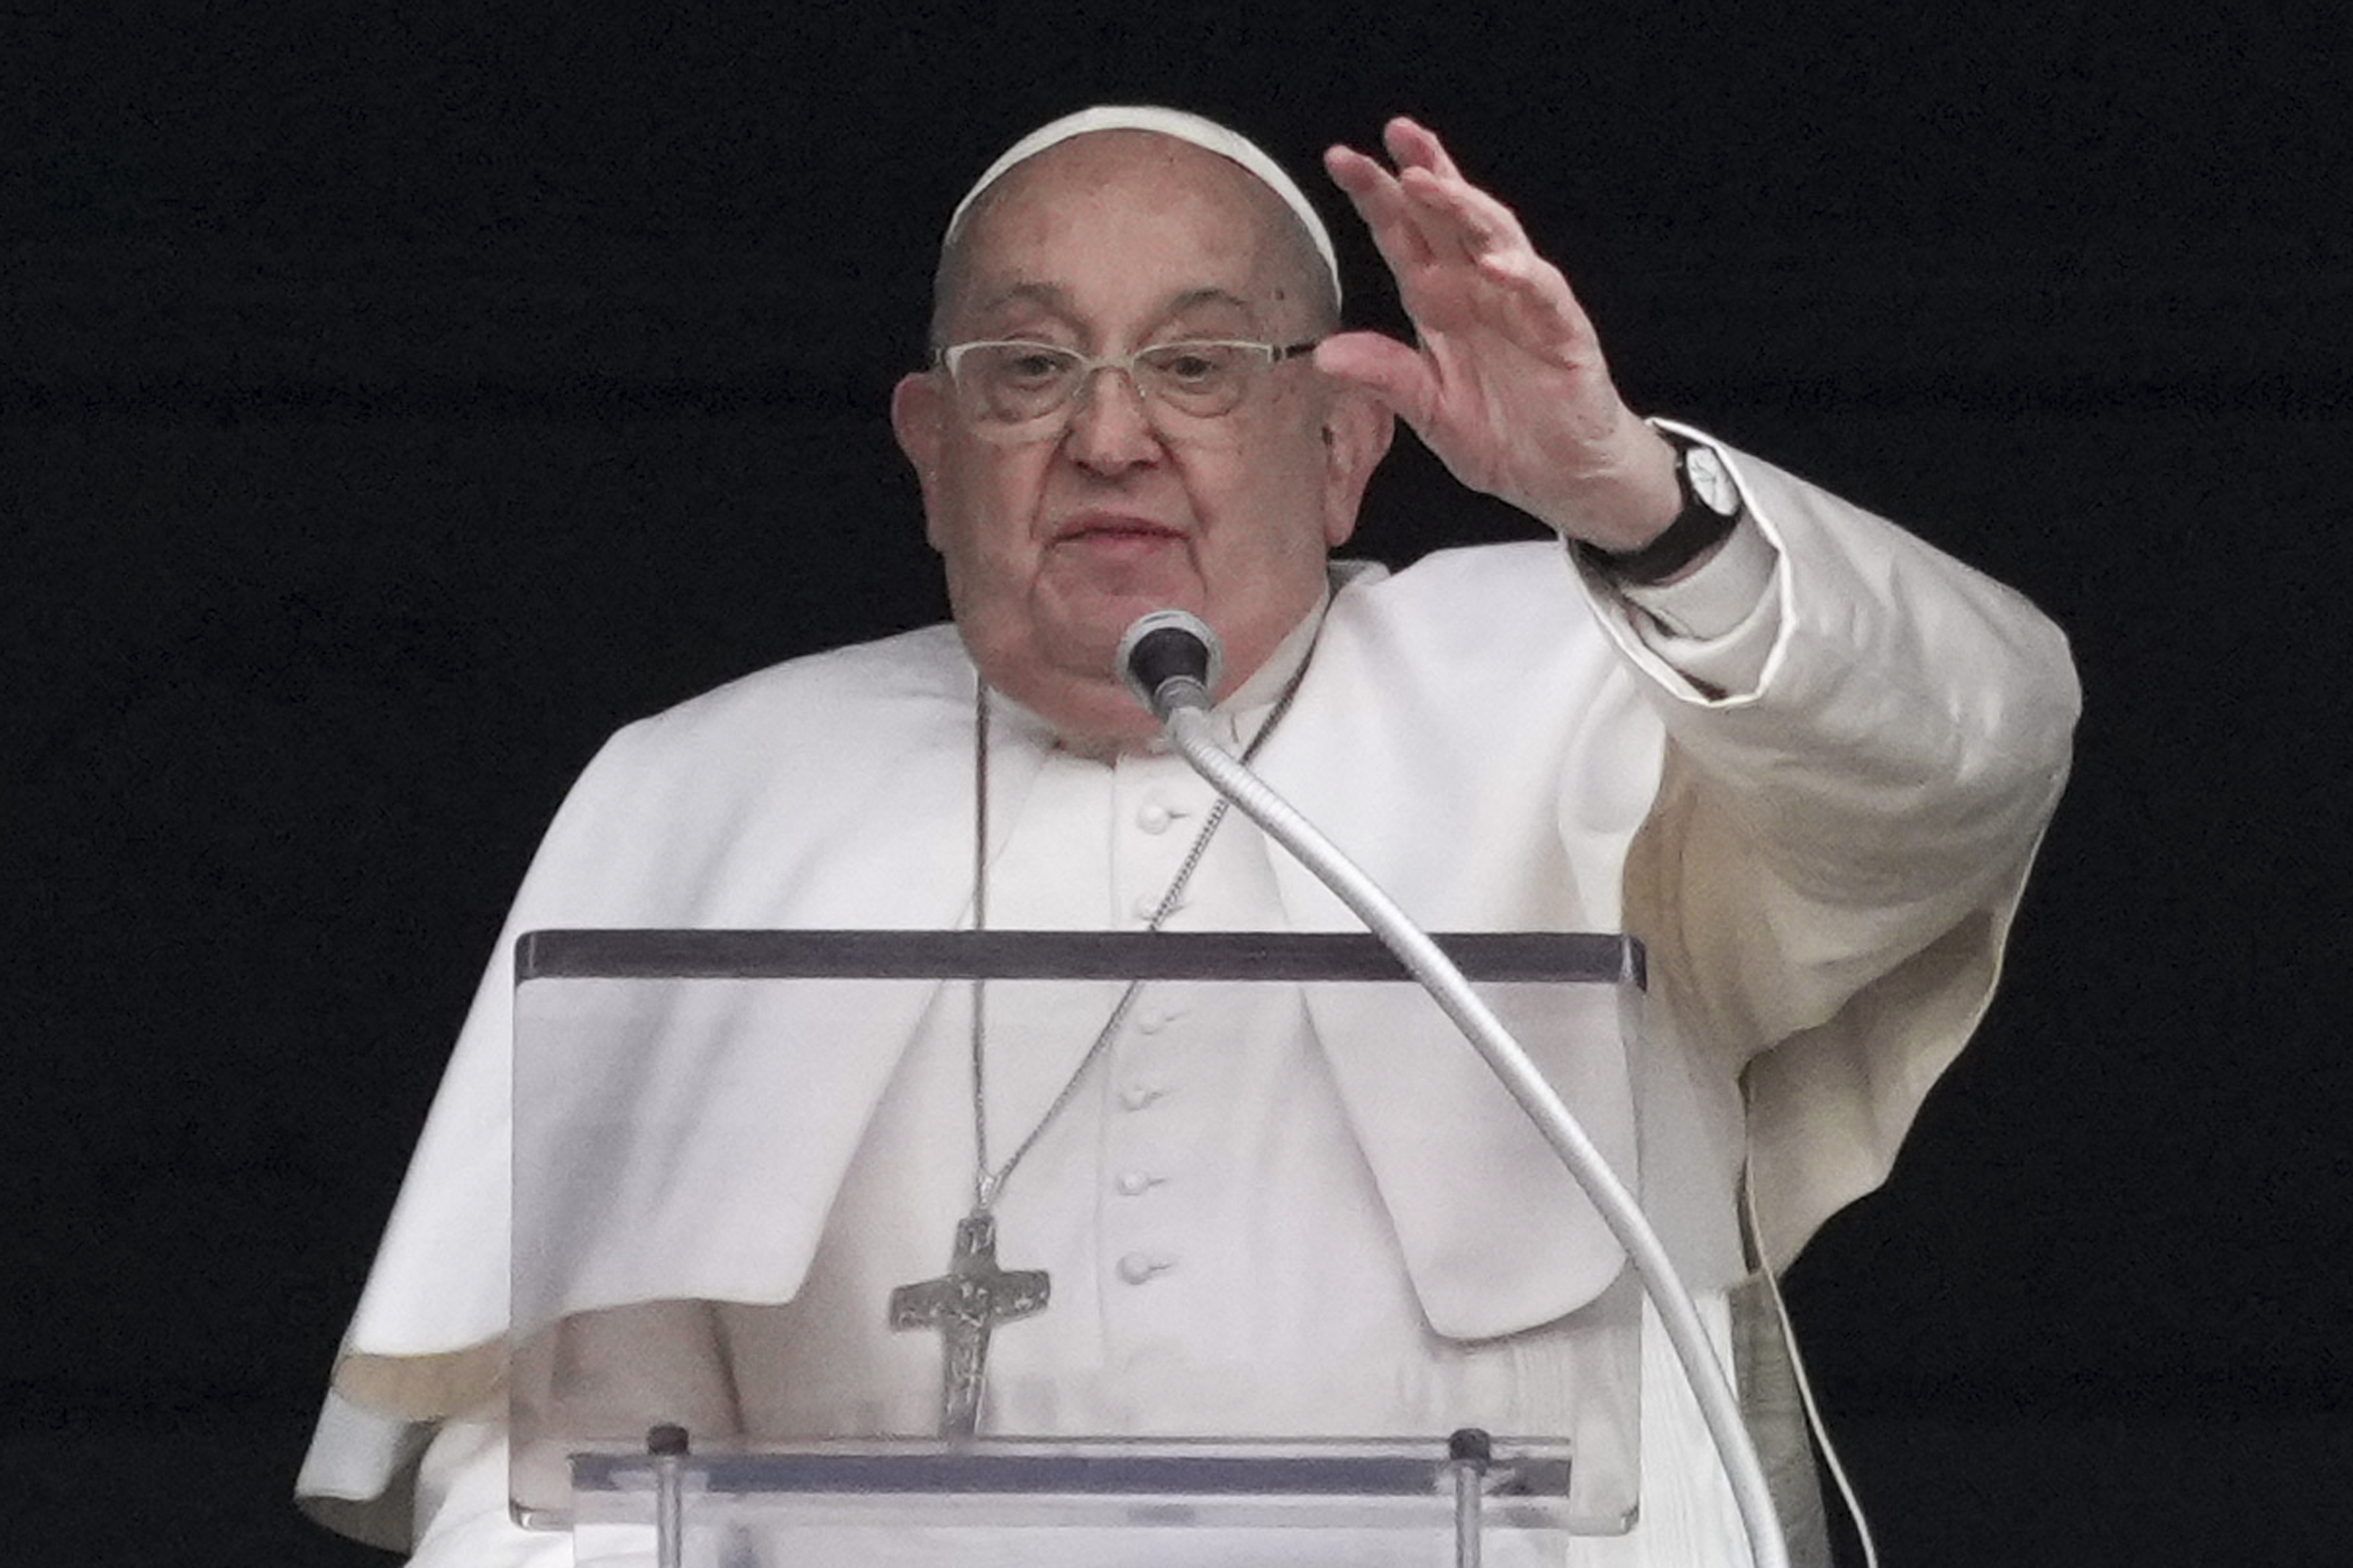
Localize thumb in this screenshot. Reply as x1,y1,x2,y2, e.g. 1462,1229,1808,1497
1313,331,1439,433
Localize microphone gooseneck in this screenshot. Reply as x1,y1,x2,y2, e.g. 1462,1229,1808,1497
1116,610,1224,721
1107,609,1794,1568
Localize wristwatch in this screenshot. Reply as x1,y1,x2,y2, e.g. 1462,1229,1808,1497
1575,435,1744,586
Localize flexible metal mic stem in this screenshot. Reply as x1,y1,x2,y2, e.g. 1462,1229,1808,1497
1157,703,1791,1568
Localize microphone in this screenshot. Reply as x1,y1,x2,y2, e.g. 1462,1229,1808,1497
1108,604,1791,1568
1116,610,1224,721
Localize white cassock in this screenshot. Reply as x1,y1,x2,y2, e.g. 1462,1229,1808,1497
296,428,2079,1566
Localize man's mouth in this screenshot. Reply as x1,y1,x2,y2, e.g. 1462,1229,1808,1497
1052,513,1184,543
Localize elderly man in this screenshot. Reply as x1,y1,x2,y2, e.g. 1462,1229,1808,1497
298,108,2077,1566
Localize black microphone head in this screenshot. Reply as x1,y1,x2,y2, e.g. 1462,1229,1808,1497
1116,610,1225,718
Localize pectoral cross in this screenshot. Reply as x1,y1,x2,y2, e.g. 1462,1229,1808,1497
888,1211,1050,1437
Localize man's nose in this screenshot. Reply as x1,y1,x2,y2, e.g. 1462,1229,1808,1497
1061,367,1163,470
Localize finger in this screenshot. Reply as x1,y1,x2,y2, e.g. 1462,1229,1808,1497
1373,119,1538,270
1313,330,1442,433
1381,116,1464,184
1322,142,1399,217
1336,120,1477,268
1481,245,1593,329
1323,144,1434,271
1396,163,1534,265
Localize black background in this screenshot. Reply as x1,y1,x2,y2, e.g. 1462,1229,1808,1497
7,4,2349,1563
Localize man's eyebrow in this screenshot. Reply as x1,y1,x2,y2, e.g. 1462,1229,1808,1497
1161,287,1255,318
965,282,1261,322
1136,288,1267,340
969,281,1075,319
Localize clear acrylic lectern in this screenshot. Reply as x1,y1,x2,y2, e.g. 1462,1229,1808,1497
511,929,1647,1566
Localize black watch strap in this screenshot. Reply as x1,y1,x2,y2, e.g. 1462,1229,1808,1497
1575,438,1742,587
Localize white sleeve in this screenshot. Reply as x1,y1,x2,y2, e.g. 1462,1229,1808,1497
1581,425,2080,1262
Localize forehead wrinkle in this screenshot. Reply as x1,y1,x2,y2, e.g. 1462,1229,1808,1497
966,279,1078,323
961,279,1269,345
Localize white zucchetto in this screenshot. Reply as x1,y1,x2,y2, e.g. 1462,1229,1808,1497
944,105,1342,308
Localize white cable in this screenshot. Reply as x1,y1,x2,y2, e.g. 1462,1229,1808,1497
1163,706,1791,1568
1742,1168,1881,1568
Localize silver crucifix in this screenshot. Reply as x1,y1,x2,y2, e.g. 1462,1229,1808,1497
887,1211,1050,1437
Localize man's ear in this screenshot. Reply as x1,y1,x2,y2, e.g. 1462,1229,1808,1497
892,371,949,545
1319,384,1395,548
892,371,947,467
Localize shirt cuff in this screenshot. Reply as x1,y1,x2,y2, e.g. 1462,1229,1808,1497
1604,504,1780,695
1619,511,1778,641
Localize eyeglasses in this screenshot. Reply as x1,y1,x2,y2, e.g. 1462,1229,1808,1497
937,339,1320,438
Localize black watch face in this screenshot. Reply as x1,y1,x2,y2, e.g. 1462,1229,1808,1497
1685,446,1740,517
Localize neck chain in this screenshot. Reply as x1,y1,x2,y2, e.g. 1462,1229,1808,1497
964,674,1300,1211
887,665,1303,1438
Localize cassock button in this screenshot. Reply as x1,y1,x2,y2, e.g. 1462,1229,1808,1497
1115,1169,1160,1196
1137,802,1175,834
1116,1252,1175,1285
1120,1083,1165,1111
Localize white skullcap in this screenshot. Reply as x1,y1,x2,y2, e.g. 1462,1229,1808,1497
944,105,1341,309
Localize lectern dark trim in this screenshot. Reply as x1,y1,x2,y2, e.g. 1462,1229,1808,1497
516,928,1645,988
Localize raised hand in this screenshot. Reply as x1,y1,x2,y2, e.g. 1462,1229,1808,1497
1320,117,1680,552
